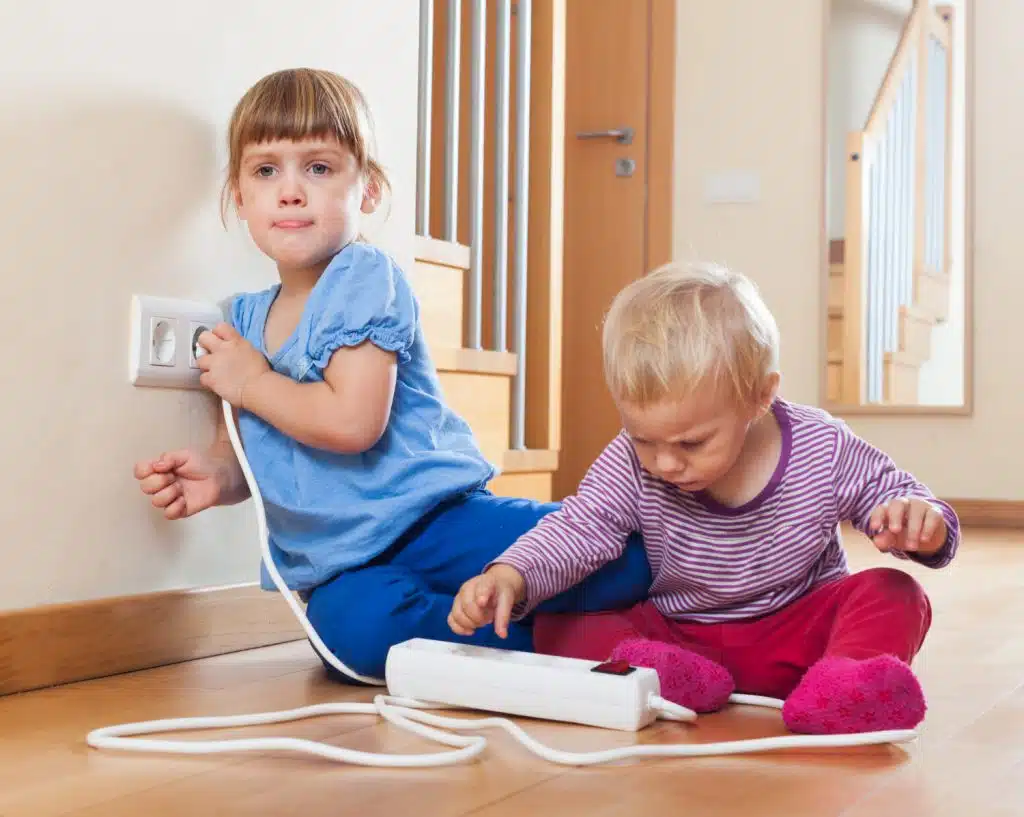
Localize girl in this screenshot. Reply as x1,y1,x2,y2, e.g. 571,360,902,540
133,68,651,681
449,261,959,735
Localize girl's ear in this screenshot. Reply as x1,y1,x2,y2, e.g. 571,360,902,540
232,184,247,221
361,175,383,215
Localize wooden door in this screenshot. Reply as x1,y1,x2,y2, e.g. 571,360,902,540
554,0,675,499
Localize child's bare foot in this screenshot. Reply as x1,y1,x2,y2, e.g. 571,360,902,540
782,655,926,734
610,638,734,713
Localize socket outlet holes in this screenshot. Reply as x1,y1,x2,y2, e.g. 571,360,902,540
190,324,209,368
150,318,176,366
130,294,223,389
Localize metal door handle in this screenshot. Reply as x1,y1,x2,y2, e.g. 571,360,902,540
575,126,634,145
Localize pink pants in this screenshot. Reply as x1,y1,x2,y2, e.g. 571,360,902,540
533,567,932,699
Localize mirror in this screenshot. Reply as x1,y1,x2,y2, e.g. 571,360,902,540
823,0,970,411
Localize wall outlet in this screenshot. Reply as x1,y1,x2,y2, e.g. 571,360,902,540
129,295,225,389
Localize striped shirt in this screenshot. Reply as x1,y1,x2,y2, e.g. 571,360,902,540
495,399,960,622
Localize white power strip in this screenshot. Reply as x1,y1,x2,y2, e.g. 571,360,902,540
85,398,922,767
385,638,681,732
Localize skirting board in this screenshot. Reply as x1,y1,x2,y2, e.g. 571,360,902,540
0,583,304,697
944,499,1024,529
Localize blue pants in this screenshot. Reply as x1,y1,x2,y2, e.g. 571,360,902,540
305,490,651,681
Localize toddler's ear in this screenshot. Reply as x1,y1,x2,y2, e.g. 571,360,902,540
757,371,782,415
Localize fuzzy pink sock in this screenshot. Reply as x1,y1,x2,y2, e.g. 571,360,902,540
782,655,926,735
609,638,735,713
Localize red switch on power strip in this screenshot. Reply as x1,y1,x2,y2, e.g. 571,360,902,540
591,659,636,676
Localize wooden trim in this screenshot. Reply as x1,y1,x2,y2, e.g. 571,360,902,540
840,131,865,404
645,0,676,271
962,0,975,415
913,8,930,282
0,584,303,697
524,0,567,452
819,1,831,410
928,7,951,49
829,238,845,265
864,8,923,135
944,500,1024,529
502,448,559,473
942,11,954,281
489,471,554,502
431,346,518,376
885,347,926,368
412,235,470,270
824,403,971,417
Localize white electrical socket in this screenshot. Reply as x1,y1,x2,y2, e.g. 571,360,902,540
130,295,225,389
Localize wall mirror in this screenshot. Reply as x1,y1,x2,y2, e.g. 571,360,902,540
823,0,971,412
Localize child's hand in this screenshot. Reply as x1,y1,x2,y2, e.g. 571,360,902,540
134,450,224,519
868,497,947,555
197,323,270,408
448,565,526,639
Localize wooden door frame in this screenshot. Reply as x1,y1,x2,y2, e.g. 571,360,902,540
645,0,677,273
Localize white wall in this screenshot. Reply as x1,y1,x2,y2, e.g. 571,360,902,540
0,1,418,611
673,0,825,409
674,0,1024,501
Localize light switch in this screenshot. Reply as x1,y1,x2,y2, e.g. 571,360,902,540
704,171,761,204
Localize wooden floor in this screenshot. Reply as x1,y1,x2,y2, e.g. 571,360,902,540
2,529,1023,817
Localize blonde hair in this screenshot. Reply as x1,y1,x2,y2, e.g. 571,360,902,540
221,68,390,221
602,261,780,406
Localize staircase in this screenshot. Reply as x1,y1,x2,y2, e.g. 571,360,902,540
826,237,951,404
404,2,564,501
411,235,558,502
827,1,955,406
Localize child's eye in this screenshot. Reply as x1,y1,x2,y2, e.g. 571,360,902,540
309,162,330,176
255,165,275,178
677,439,706,450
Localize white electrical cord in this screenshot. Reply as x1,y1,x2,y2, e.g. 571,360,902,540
86,398,920,766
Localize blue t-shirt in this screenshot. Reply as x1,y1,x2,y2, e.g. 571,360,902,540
229,242,496,593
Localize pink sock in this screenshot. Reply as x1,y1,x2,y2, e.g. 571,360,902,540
609,638,734,713
782,655,926,735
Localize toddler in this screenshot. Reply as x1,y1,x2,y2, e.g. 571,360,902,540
133,68,650,681
450,261,959,734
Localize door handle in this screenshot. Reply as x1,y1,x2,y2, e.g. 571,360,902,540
575,126,634,145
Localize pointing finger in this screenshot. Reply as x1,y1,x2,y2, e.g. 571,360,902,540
494,585,515,639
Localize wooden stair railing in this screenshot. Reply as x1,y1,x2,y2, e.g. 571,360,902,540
410,1,564,499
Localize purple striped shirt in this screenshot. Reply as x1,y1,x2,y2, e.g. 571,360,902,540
495,399,960,621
